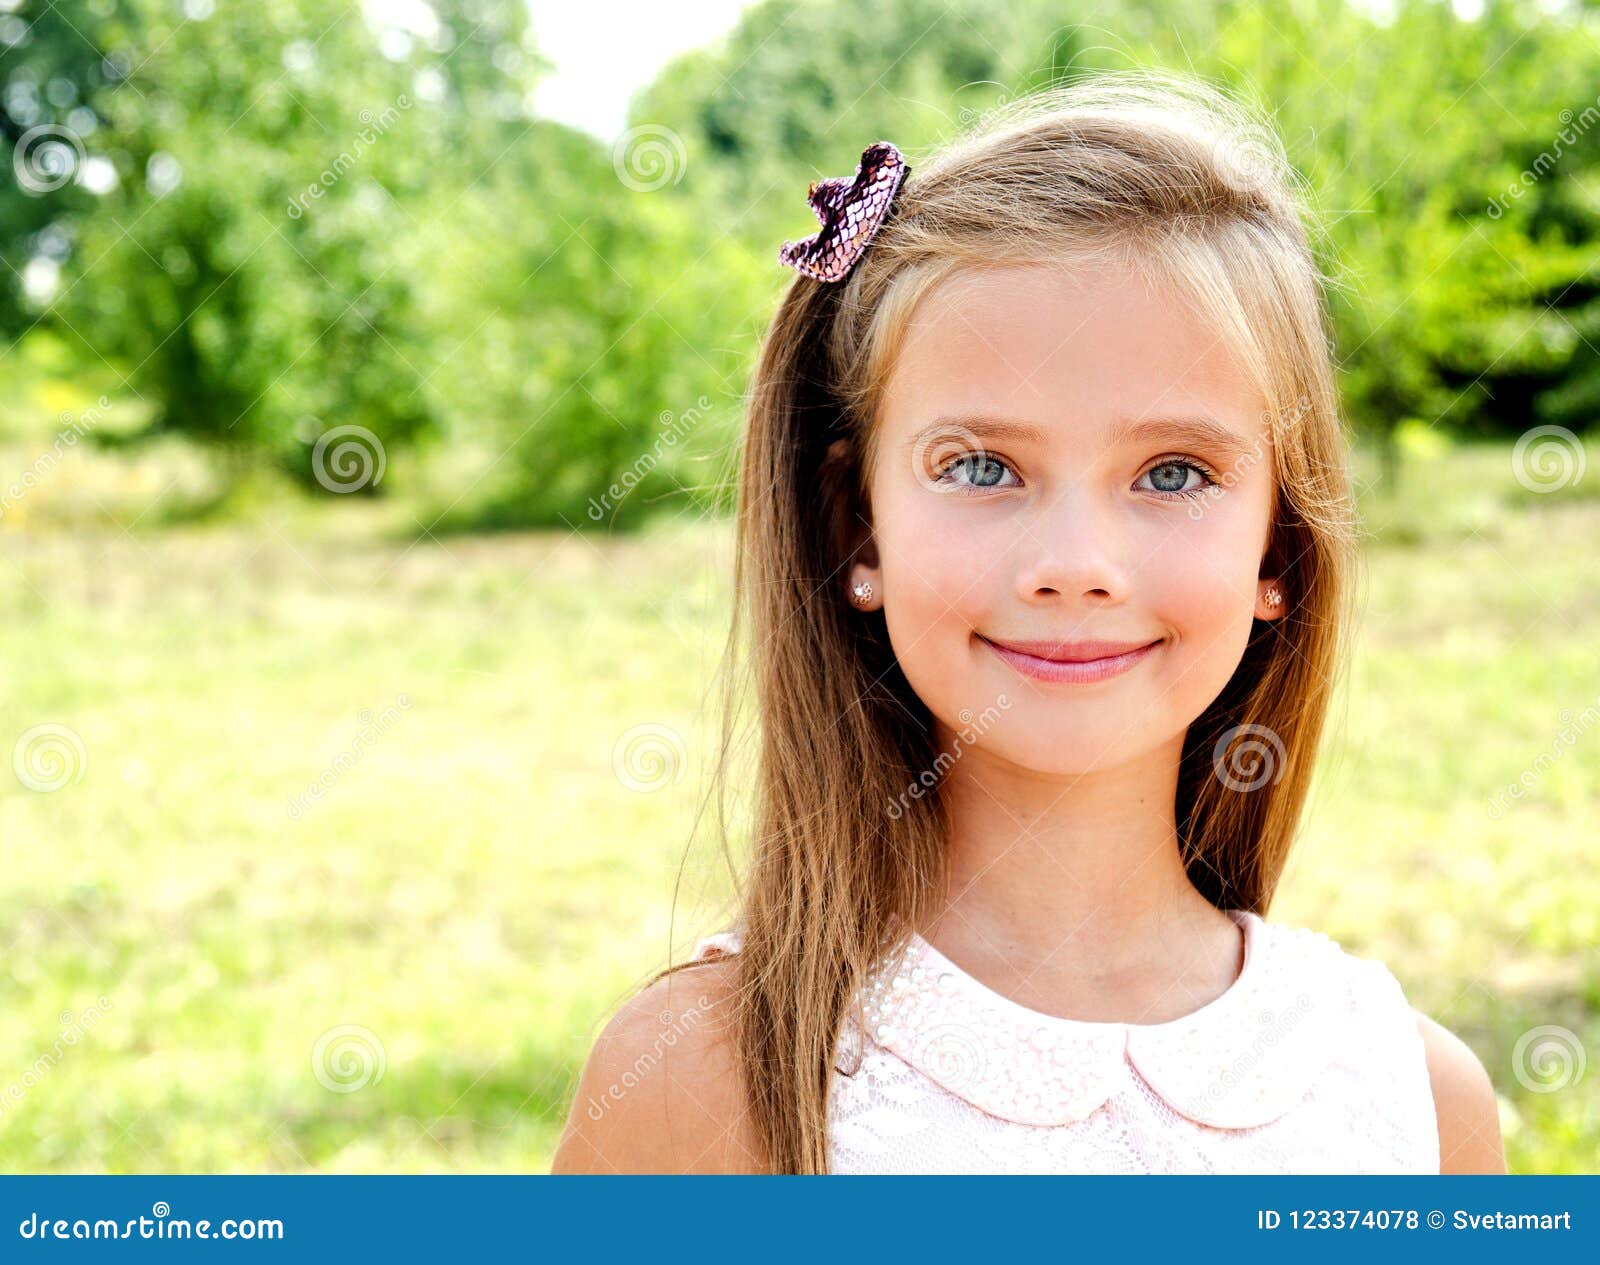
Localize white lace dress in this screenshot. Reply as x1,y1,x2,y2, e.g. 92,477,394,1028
690,908,1440,1174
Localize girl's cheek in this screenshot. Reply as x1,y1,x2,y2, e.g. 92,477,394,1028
880,510,982,621
1135,508,1264,688
1142,518,1242,615
876,503,997,680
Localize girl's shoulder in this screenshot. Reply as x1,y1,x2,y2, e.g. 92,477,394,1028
1233,914,1449,1104
549,953,765,1173
1185,913,1503,1172
1251,912,1420,1017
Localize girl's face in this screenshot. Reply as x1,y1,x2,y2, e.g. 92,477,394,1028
854,260,1285,773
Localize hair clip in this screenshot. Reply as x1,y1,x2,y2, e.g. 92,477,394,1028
778,141,910,283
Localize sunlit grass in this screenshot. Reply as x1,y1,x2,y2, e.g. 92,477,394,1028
0,431,1593,1173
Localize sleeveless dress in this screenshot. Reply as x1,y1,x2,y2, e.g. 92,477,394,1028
689,908,1440,1174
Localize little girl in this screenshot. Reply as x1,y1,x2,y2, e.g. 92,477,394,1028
551,70,1506,1176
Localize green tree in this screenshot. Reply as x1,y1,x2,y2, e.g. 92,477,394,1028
1139,0,1599,463
0,0,116,336
636,0,1600,483
10,0,543,494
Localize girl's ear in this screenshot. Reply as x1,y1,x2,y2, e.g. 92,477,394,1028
822,437,883,610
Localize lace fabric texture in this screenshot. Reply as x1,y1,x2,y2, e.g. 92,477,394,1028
689,911,1440,1175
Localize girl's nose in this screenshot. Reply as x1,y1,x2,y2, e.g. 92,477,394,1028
1011,489,1134,603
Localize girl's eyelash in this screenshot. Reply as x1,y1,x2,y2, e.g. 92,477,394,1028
1140,456,1220,501
932,451,1019,494
932,453,1222,501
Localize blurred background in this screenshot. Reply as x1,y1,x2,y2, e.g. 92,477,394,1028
0,0,1595,1173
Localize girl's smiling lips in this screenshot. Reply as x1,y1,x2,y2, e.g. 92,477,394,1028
977,634,1164,684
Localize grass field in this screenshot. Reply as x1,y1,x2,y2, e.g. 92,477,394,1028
0,430,1595,1173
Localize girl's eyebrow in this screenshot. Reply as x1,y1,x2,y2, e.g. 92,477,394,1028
911,412,1255,458
1107,414,1257,459
910,415,1051,446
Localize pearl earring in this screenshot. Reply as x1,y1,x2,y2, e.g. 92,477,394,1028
1263,584,1283,610
850,579,874,607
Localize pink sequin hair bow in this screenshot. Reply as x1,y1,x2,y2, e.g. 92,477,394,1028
778,141,910,283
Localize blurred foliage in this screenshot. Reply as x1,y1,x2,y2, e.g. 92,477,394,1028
0,0,1596,526
639,0,1600,476
3,0,545,491
1167,0,1600,461
0,443,1595,1171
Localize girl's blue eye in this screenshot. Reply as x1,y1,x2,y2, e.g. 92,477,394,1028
1138,458,1217,500
935,452,1019,492
930,453,1218,499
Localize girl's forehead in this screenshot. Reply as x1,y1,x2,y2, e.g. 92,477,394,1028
879,261,1269,448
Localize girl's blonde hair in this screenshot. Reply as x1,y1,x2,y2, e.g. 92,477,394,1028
648,68,1359,1174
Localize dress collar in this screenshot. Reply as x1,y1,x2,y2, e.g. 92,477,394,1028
841,909,1343,1129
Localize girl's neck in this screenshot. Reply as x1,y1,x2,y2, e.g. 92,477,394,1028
915,729,1239,1020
